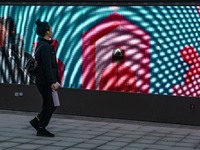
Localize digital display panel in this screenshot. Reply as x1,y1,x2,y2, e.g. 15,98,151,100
0,5,200,97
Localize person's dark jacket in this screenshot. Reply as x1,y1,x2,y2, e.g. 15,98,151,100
35,37,60,86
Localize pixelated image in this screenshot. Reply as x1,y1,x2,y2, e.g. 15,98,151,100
0,5,200,98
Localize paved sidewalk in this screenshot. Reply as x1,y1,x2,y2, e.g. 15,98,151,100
0,110,200,150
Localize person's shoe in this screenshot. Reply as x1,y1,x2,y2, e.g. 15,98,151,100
37,128,55,137
30,117,39,131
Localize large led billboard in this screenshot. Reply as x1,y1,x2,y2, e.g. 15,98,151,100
0,5,200,97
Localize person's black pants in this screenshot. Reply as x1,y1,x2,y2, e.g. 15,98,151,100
37,85,57,128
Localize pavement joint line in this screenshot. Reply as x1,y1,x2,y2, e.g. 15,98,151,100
91,128,130,150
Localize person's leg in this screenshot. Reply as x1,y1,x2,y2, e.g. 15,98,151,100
29,86,43,131
30,85,56,137
29,115,40,131
38,85,56,128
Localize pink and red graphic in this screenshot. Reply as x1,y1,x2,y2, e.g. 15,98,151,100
82,13,150,93
172,46,200,97
99,49,136,92
33,39,65,86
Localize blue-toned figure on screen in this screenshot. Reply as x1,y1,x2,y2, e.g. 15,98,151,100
0,17,32,84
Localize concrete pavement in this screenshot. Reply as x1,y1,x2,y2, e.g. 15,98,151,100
0,110,200,149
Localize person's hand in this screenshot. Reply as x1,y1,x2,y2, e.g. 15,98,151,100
51,82,60,91
51,83,55,90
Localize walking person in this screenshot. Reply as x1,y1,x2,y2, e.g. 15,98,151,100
29,19,60,137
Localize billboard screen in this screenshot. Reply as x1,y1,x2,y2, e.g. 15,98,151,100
0,5,200,97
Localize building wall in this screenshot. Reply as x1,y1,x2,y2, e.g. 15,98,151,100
1,3,200,125
0,84,200,125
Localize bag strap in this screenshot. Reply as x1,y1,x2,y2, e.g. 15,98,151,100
34,43,44,57
33,41,49,58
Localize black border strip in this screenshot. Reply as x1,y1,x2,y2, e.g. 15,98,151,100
0,1,200,6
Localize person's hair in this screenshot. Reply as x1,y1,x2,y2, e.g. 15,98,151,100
35,19,50,37
0,16,16,34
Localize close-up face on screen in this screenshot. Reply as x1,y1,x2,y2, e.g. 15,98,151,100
0,5,199,98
